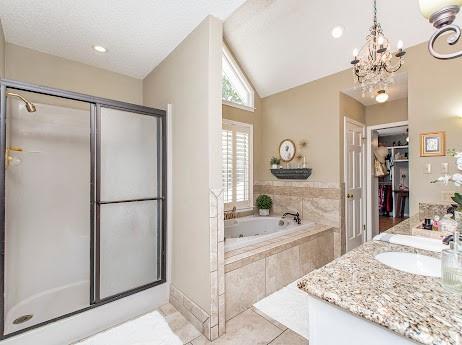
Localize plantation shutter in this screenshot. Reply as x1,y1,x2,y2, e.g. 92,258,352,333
222,121,252,209
222,129,233,204
235,130,249,203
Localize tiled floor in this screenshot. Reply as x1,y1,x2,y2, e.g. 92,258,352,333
159,304,308,345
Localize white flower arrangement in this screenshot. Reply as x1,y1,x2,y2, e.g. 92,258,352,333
431,149,462,212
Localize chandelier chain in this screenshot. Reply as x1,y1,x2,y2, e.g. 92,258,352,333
373,0,377,29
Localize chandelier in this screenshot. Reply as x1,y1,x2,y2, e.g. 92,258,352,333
350,0,406,98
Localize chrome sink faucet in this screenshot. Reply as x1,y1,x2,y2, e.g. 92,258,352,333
282,211,301,225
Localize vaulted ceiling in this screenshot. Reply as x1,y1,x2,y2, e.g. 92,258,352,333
224,0,461,97
0,0,247,79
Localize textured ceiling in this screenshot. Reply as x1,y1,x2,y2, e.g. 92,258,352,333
0,0,247,79
224,0,462,97
343,72,408,106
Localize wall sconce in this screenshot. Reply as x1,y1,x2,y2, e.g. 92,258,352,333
419,0,462,59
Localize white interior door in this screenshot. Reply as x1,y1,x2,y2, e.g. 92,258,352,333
370,130,380,238
345,118,366,251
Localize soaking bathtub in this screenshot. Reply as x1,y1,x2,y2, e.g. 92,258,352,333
224,216,315,252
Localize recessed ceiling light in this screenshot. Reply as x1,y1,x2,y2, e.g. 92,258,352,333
375,90,389,103
331,26,344,38
93,45,107,53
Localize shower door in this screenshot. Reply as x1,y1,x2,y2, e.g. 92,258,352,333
3,91,92,334
0,80,166,338
96,106,163,300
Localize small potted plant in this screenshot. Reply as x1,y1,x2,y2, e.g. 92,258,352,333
256,194,272,216
270,157,280,169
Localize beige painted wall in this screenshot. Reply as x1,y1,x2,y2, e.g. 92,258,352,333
143,16,222,311
259,70,355,183
366,98,408,126
407,43,462,212
258,41,461,215
0,19,5,78
5,43,143,104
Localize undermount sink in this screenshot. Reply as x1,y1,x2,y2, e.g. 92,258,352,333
375,252,441,277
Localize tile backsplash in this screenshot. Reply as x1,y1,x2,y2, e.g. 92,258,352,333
253,180,343,256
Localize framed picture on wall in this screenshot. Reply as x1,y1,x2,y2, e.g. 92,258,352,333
420,131,446,157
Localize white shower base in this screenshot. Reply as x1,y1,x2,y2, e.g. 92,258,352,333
5,280,89,334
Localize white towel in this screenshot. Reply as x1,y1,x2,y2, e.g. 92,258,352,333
374,233,448,252
75,311,182,345
254,281,309,339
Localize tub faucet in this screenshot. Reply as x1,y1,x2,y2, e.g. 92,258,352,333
283,212,301,225
224,206,237,220
442,234,454,246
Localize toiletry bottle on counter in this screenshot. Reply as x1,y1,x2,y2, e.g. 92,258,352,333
433,215,440,231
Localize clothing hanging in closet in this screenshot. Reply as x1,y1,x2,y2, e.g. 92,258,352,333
378,184,393,215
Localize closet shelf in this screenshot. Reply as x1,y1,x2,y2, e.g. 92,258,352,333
394,159,409,162
387,145,408,149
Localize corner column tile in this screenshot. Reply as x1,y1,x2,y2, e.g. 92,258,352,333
209,188,225,340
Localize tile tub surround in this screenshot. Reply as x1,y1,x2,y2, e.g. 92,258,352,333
297,235,462,344
225,225,334,321
253,181,343,257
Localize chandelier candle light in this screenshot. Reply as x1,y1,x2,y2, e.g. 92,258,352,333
351,0,406,99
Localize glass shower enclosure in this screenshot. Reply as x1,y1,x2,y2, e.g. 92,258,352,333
0,80,167,338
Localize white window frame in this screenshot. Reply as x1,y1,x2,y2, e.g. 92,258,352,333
222,119,253,211
222,45,255,112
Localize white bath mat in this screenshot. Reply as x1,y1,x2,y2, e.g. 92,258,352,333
254,281,310,339
75,311,182,345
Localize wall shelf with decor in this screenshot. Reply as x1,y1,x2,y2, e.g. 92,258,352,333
271,168,312,180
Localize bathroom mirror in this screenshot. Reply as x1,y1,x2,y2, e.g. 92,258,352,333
279,139,296,162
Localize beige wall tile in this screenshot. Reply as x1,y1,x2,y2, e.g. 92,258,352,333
210,270,218,327
271,195,302,216
218,293,226,336
211,325,219,340
299,230,334,275
161,303,203,343
265,246,301,295
302,198,340,227
225,259,266,320
333,231,342,258
218,241,225,296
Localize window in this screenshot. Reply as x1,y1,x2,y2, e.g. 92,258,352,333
222,46,254,111
222,120,253,210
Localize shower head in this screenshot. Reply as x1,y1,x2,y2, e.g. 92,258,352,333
7,92,37,113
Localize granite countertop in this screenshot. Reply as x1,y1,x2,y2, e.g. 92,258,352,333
298,217,462,345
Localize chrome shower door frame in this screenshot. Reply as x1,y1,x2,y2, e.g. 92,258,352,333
0,79,167,339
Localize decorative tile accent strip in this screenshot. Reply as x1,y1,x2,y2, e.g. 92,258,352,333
169,284,210,335
209,188,225,339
